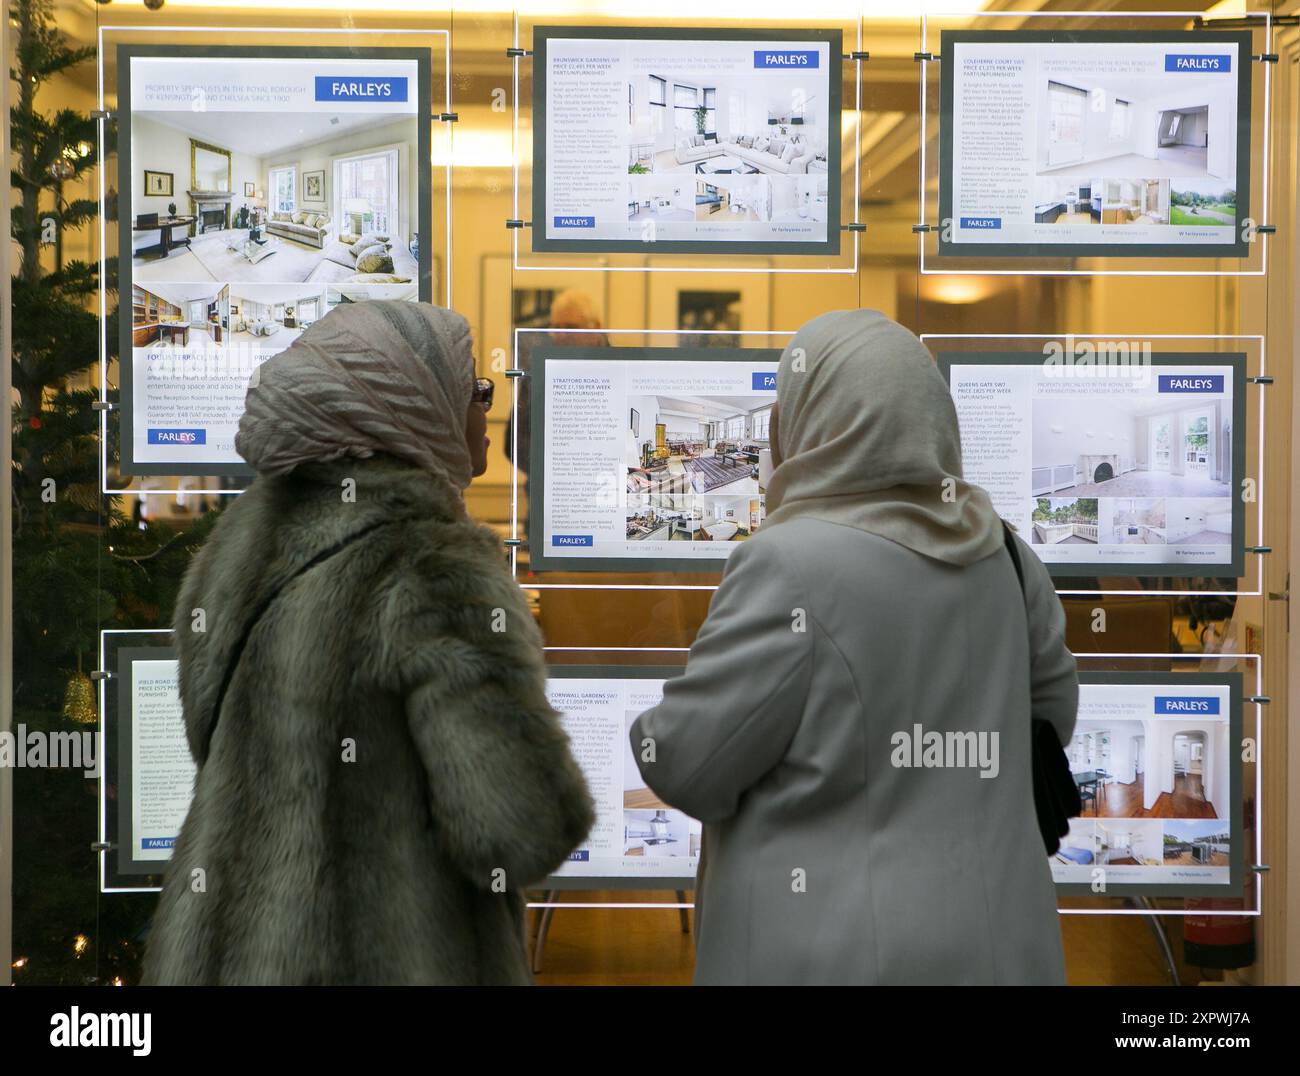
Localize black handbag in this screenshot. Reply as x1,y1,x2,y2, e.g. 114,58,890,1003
1002,523,1081,856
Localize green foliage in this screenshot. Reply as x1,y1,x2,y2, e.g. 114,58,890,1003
8,0,212,986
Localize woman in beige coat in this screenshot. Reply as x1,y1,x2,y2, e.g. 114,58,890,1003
631,309,1078,985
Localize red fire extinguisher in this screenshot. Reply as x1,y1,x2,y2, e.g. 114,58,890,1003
1184,897,1255,970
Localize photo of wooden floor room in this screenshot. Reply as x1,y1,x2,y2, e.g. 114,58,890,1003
1068,718,1229,820
1031,497,1098,545
625,393,770,497
131,283,227,349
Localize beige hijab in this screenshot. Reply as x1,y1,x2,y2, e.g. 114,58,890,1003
236,301,475,489
764,308,1003,566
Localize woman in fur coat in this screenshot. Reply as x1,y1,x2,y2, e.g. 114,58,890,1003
143,302,594,985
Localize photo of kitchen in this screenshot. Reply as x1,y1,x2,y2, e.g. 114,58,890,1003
1102,498,1167,544
621,711,702,859
624,494,701,541
131,283,227,349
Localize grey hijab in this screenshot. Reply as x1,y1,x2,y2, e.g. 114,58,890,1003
235,301,475,489
764,308,1004,567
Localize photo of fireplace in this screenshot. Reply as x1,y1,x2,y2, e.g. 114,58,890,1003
1032,393,1232,499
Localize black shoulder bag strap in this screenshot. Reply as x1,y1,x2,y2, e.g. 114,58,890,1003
1002,522,1081,857
204,519,398,747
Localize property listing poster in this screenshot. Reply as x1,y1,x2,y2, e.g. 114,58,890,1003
547,672,699,882
121,47,427,474
534,28,839,253
941,352,1244,576
1052,677,1238,893
126,657,193,867
940,31,1251,257
531,347,779,571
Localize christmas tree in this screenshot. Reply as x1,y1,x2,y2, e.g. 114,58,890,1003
9,0,214,985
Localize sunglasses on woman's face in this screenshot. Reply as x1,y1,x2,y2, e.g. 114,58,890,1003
472,378,494,412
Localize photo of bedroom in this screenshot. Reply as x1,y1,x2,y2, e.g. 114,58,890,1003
621,711,702,859
1102,498,1167,544
1067,717,1229,820
130,283,227,348
625,394,771,497
1033,177,1169,225
693,176,770,222
1032,392,1233,499
1035,65,1236,180
627,65,829,178
1030,497,1098,545
131,109,419,286
696,495,763,542
1053,818,1099,868
229,284,326,348
1095,819,1163,867
1162,819,1231,867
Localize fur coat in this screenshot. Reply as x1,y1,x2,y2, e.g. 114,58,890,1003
143,455,594,985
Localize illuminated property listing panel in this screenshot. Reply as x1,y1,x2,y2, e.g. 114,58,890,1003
940,351,1246,578
939,30,1252,258
530,346,779,572
546,668,697,885
533,26,841,255
119,45,431,475
1054,673,1242,896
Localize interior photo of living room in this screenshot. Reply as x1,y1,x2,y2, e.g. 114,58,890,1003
625,65,829,179
130,109,419,286
1030,497,1098,545
1035,70,1236,180
1032,392,1233,499
229,284,327,349
131,283,227,349
624,394,771,497
1067,715,1229,820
